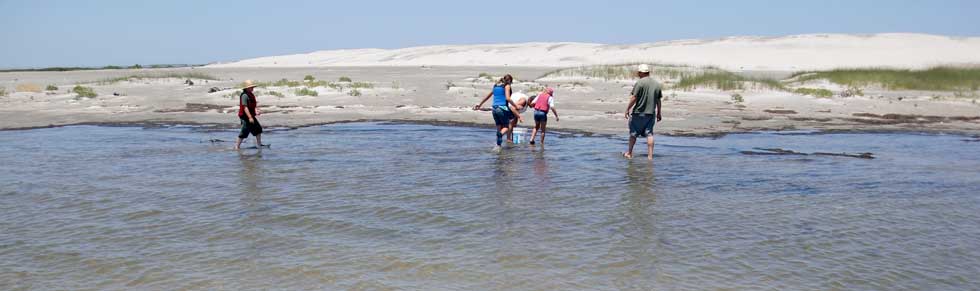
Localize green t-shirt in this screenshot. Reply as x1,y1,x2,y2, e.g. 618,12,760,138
631,77,662,115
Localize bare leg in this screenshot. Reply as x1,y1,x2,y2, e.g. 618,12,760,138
646,135,654,160
530,121,540,145
235,137,244,150
507,119,516,142
625,136,636,159
256,134,263,147
539,120,548,145
496,125,509,146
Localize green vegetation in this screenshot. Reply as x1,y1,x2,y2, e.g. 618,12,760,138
251,78,333,88
339,76,353,82
72,85,97,98
793,87,834,98
294,87,318,97
524,84,545,93
266,90,285,98
790,67,980,91
0,86,6,97
97,72,218,85
674,71,785,91
478,72,495,81
303,75,316,81
46,84,59,91
350,82,373,89
540,63,698,81
349,89,362,97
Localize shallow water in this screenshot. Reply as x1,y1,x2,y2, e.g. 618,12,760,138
1,123,979,290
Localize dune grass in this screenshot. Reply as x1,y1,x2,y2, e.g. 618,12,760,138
303,75,316,82
266,90,285,98
72,85,97,98
790,67,980,91
294,88,318,97
478,72,495,81
349,82,373,89
97,72,218,85
46,84,59,91
338,76,353,82
349,88,362,97
793,87,834,98
674,71,785,91
539,63,700,81
0,86,6,97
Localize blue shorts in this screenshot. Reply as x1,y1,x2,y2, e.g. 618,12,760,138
534,109,548,122
629,114,655,137
492,106,513,126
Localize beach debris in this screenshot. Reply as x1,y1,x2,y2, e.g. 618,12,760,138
154,103,227,113
764,109,797,114
740,147,874,159
847,113,980,125
208,87,231,93
185,79,194,86
208,139,227,143
112,92,125,96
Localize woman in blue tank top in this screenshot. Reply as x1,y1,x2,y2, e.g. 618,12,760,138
474,74,524,147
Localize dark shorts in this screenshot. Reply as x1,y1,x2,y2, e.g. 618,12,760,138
239,116,263,138
491,106,513,126
534,110,548,122
629,114,656,137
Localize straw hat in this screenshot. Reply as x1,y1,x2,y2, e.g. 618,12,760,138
242,80,257,89
637,64,651,73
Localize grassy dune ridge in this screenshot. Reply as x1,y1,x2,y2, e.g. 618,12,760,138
540,64,980,95
790,67,980,91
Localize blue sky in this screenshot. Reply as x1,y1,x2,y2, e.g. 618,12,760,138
1,0,977,68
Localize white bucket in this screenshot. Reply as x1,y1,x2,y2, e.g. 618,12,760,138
512,128,528,144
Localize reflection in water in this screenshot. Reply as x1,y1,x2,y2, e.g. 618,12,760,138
2,124,980,290
532,149,550,187
238,150,264,284
616,162,659,288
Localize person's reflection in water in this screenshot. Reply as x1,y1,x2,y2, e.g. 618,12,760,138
237,150,265,283
532,148,550,187
612,162,660,289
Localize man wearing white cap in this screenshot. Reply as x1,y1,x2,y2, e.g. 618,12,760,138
623,64,662,160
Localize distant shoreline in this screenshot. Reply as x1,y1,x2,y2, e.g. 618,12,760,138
0,64,204,73
3,119,978,140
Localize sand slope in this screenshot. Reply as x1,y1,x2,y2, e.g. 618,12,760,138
209,33,980,71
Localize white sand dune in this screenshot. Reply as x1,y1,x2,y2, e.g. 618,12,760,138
209,33,980,71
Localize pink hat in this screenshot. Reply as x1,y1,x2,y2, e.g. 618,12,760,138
545,87,554,95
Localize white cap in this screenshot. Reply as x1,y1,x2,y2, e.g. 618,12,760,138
638,64,651,73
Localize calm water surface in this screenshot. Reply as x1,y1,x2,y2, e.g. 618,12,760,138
1,123,979,290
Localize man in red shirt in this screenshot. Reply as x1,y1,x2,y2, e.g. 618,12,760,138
234,80,264,150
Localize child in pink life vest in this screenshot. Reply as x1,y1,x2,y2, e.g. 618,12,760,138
529,87,559,145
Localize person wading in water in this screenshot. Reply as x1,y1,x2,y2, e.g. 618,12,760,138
623,64,663,160
474,74,524,149
234,80,266,150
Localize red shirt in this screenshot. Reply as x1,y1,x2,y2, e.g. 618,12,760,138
238,91,257,117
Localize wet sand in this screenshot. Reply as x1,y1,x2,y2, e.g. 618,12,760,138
2,66,979,136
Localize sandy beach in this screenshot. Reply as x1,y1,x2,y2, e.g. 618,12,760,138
1,33,979,136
